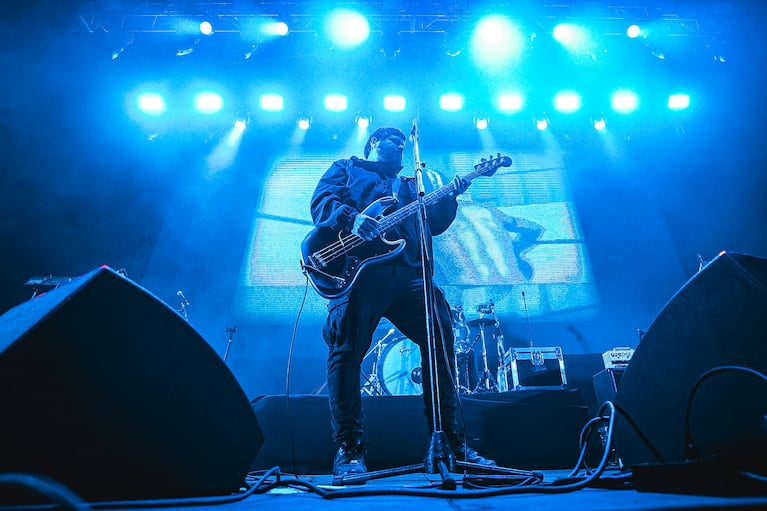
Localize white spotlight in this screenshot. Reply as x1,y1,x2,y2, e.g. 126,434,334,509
383,94,406,112
626,25,641,39
324,94,348,112
325,9,370,49
474,116,489,130
593,118,606,131
668,94,690,110
199,21,213,36
355,112,371,129
297,115,312,130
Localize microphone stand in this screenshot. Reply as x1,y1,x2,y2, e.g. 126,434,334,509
411,119,455,483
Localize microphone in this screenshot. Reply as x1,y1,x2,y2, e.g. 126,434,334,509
410,119,418,141
177,290,190,306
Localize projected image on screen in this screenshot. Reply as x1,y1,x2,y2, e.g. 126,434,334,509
236,150,597,323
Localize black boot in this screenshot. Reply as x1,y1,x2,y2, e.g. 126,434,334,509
447,433,497,467
332,439,367,485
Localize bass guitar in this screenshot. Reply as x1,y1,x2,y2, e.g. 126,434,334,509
300,154,512,299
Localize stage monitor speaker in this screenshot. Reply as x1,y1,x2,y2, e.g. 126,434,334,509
0,266,262,502
614,252,767,471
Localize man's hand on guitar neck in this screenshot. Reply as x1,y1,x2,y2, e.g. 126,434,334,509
448,175,471,199
352,213,381,241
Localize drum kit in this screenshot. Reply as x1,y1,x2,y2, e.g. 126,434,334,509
360,301,509,396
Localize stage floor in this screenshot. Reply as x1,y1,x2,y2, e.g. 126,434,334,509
46,468,767,511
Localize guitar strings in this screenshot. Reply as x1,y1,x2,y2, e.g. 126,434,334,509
309,160,498,265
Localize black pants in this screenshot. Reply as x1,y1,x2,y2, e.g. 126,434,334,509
322,264,457,445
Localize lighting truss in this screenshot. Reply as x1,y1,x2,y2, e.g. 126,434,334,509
76,1,733,39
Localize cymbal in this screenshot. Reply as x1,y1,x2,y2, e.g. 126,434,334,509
466,318,497,328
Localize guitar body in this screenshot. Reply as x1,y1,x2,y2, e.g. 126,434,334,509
301,196,405,299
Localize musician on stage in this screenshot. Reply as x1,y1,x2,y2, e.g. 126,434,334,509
310,126,496,483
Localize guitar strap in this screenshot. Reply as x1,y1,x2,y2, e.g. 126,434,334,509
391,175,401,201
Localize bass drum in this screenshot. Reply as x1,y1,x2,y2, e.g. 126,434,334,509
379,338,423,396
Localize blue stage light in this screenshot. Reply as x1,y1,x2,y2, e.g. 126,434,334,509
553,91,581,113
668,94,690,110
194,92,224,114
259,94,284,112
498,93,523,113
627,24,641,38
470,15,525,68
199,21,213,36
325,9,369,49
383,94,406,112
440,93,464,112
263,21,288,36
324,94,348,112
611,90,639,113
137,93,166,115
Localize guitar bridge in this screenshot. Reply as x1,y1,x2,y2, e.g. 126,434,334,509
308,253,326,269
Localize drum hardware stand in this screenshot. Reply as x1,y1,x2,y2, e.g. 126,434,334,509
360,328,397,396
223,326,237,362
494,330,509,392
471,324,496,392
451,305,473,394
467,306,499,392
337,121,538,488
454,352,473,394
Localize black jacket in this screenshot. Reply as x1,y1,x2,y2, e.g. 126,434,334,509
310,156,458,269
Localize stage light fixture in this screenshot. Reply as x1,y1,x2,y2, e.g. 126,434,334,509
137,93,166,116
259,93,284,112
592,117,606,131
383,94,406,112
439,93,464,112
535,116,549,131
176,45,196,57
325,8,370,49
297,114,312,130
199,21,213,36
379,29,401,59
627,24,641,38
611,90,639,114
553,23,585,46
324,94,348,112
194,92,224,114
553,91,581,113
355,112,372,130
667,94,690,110
470,15,525,68
474,116,489,130
498,93,523,113
263,21,289,37
443,29,466,57
552,23,593,56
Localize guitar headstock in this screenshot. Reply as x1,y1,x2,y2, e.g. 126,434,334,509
474,153,513,177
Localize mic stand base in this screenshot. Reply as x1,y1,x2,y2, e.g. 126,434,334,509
333,430,538,489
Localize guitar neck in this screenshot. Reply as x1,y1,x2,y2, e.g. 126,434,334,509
378,164,488,232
